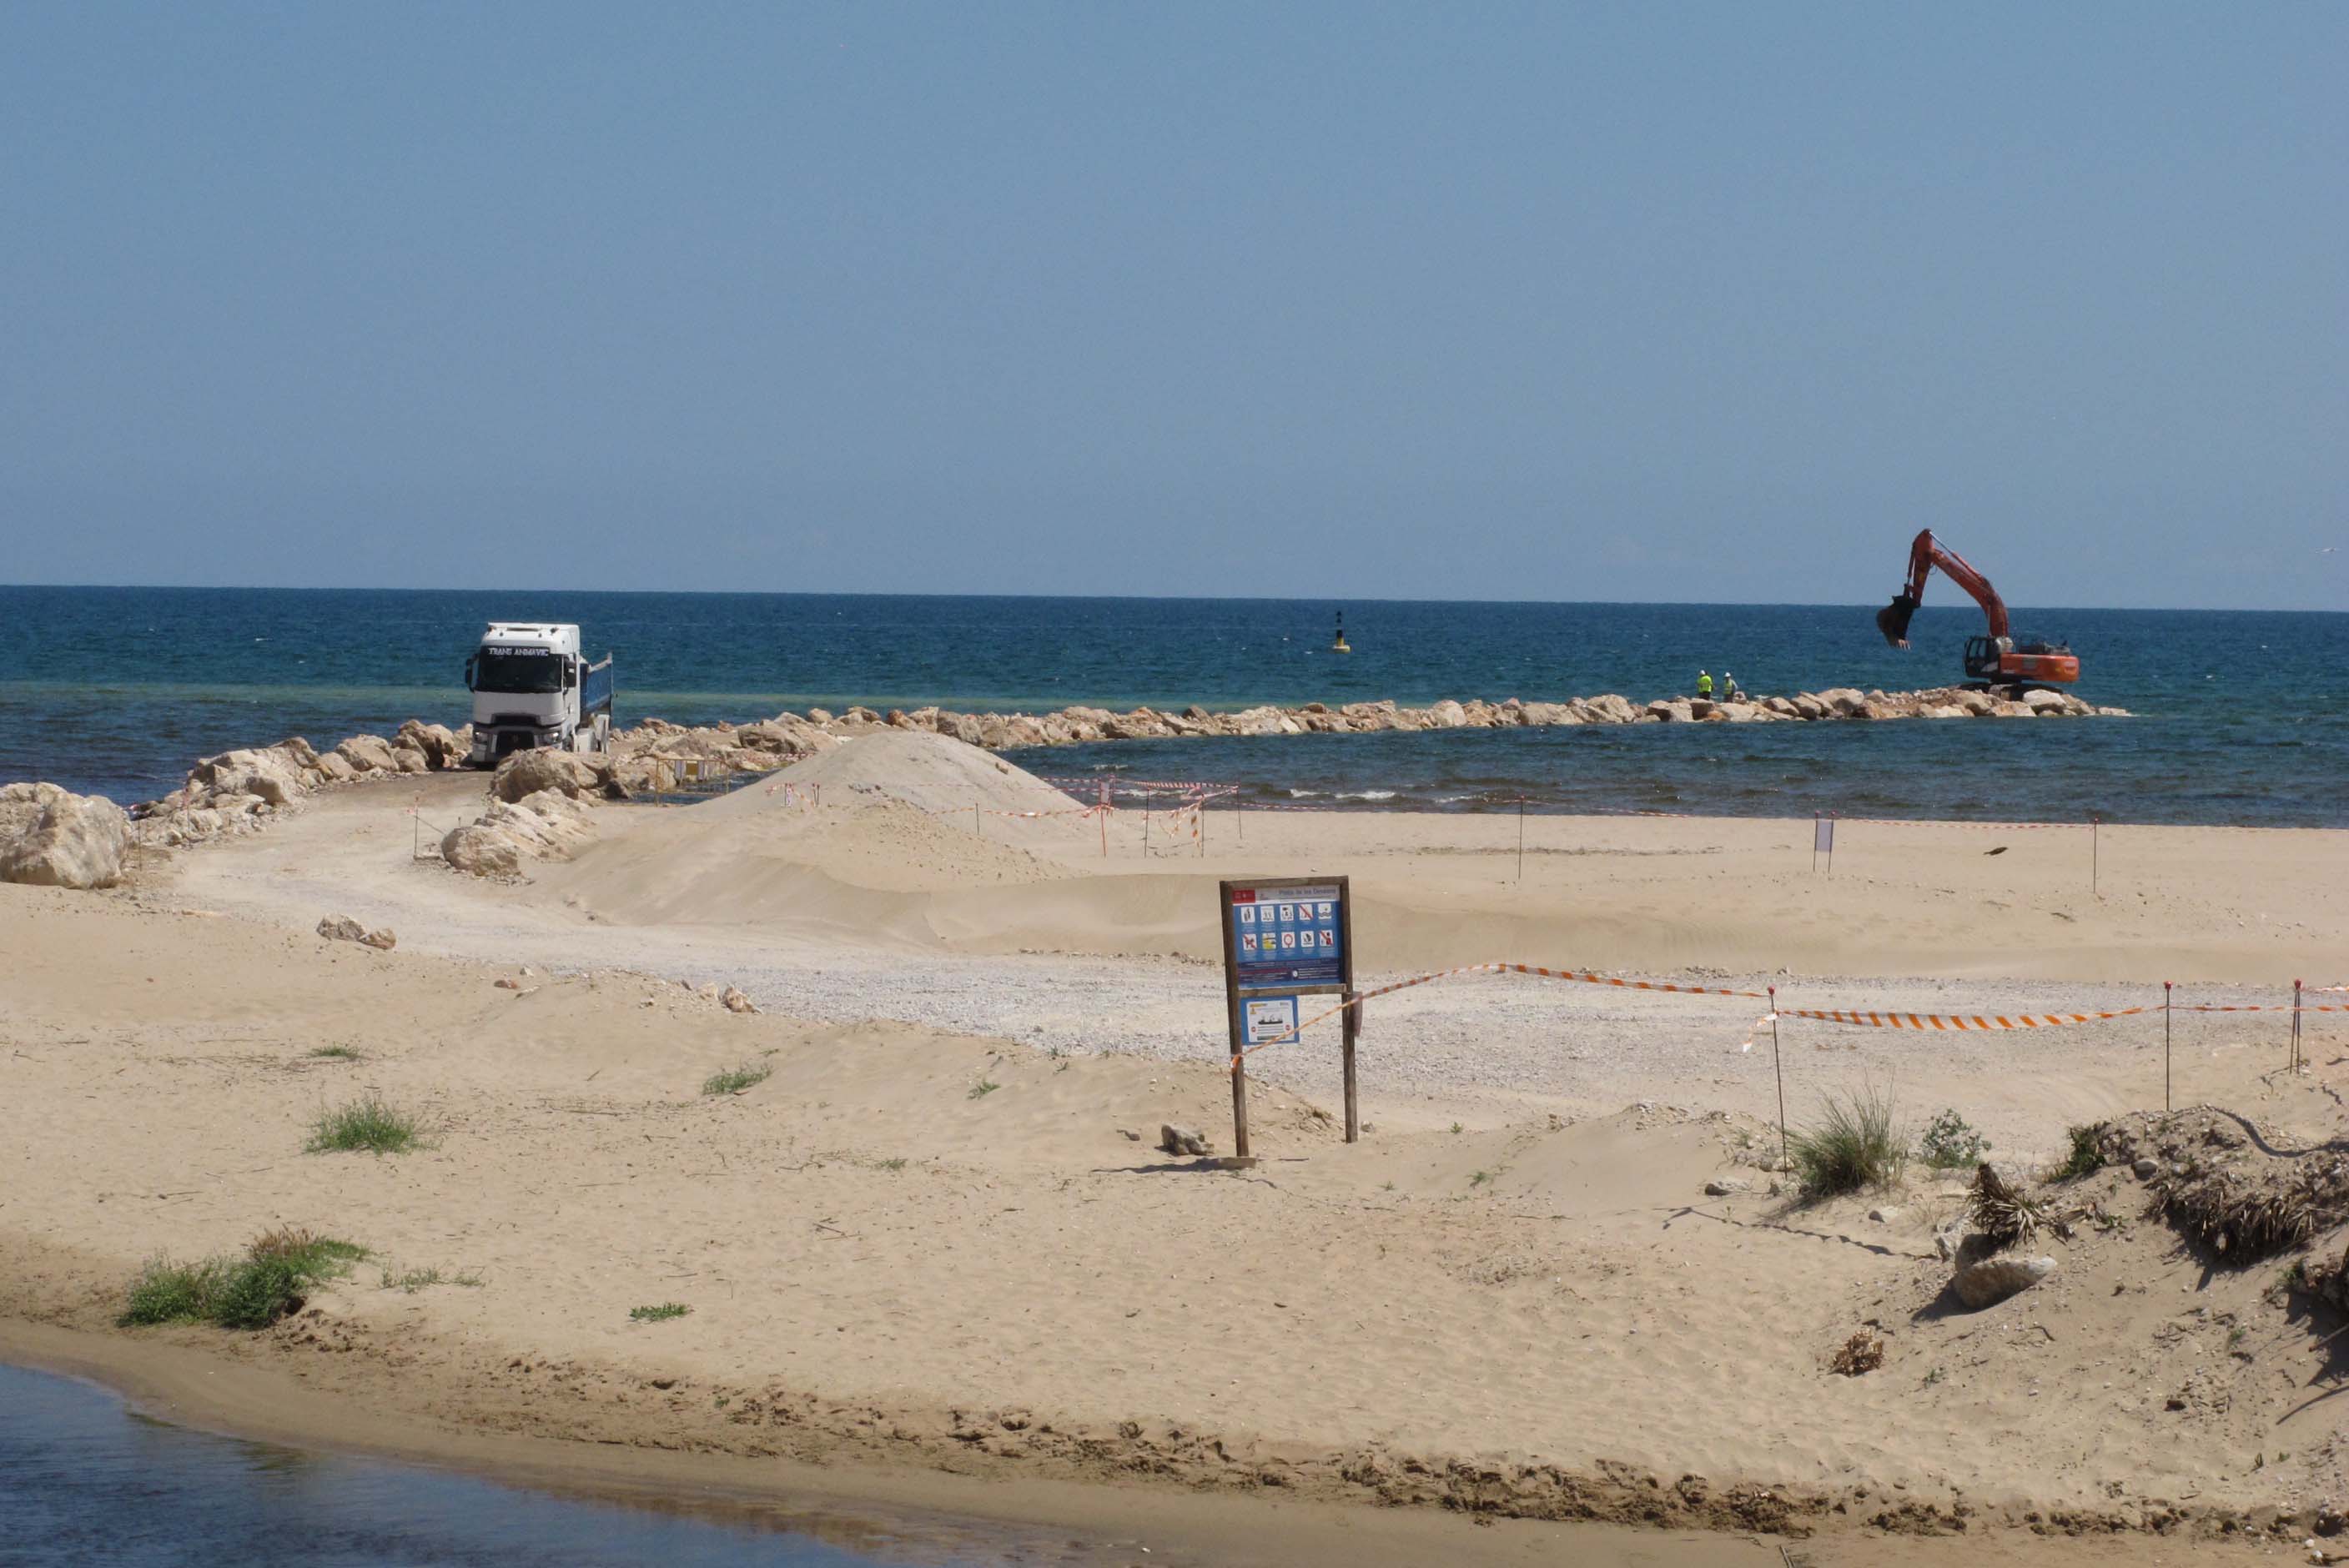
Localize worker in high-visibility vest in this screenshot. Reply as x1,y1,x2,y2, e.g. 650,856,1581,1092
1696,670,1713,699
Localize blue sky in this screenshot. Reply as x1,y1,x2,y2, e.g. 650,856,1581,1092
3,3,2341,607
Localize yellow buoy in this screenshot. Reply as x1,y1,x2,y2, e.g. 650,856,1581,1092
1330,611,1351,654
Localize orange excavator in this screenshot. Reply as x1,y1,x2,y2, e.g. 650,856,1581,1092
1875,529,2080,686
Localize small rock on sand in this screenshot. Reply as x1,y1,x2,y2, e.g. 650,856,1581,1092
1954,1254,2056,1309
1160,1124,1212,1157
2134,1158,2160,1180
721,986,757,1015
317,914,396,950
1704,1178,1751,1197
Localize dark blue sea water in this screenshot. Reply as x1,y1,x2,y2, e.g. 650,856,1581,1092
0,1361,1040,1567
2,586,2343,826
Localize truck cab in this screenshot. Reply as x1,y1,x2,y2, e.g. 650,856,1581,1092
464,622,615,766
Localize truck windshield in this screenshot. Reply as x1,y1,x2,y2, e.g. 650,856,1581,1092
470,649,567,694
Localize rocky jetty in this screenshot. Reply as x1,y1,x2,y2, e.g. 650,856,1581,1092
78,682,2126,868
570,684,2124,789
747,683,2122,750
126,721,473,852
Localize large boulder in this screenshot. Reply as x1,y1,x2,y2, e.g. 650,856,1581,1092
490,748,606,803
1817,687,1869,718
195,746,307,807
1580,694,1642,725
611,755,677,795
442,789,600,876
336,734,399,773
395,720,464,767
2022,688,2069,715
441,823,523,877
0,785,130,889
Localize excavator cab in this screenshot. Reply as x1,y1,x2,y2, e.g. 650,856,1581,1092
1965,634,2080,686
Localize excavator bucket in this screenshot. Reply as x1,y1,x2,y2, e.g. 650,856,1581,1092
1875,595,1919,648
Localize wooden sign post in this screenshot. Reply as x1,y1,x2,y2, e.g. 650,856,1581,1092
1219,876,1356,1158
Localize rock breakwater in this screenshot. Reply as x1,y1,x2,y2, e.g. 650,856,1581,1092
759,682,2122,751
82,683,2126,867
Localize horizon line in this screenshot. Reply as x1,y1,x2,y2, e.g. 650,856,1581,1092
3,582,2344,616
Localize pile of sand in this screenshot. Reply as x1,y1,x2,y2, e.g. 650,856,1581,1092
528,733,1100,935
702,730,1087,832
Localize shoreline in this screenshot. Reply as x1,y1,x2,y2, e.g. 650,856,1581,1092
0,1318,1796,1568
0,1314,2268,1568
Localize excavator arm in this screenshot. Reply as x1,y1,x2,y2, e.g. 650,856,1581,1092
1875,529,2010,648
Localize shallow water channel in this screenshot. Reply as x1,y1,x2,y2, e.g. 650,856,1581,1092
0,1361,1087,1567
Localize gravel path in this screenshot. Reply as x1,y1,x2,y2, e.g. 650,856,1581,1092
163,783,2332,1159
178,853,2316,1156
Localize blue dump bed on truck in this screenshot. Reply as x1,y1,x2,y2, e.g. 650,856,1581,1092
581,658,615,717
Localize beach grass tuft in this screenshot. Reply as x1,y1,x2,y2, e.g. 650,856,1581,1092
967,1078,999,1099
630,1302,691,1323
2052,1123,2108,1180
305,1093,424,1155
307,1045,361,1061
1789,1084,1906,1199
701,1062,772,1096
1916,1108,1990,1169
120,1229,368,1329
381,1265,484,1294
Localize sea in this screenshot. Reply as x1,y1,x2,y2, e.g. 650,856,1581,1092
3,585,2343,827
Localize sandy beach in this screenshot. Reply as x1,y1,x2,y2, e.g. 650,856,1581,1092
7,731,2346,1562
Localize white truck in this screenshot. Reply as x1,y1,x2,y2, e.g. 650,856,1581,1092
462,622,615,766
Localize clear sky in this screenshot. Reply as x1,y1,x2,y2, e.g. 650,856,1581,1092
3,3,2341,608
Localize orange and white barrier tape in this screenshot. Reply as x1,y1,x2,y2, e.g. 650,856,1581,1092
1045,776,1237,793
1766,1000,2349,1035
1230,967,2347,1073
1234,962,1768,1067
931,802,1100,820
1777,1006,2152,1031
1834,816,2092,832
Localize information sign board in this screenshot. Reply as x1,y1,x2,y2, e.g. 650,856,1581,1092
1242,994,1300,1045
1227,882,1345,990
1218,876,1358,1157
